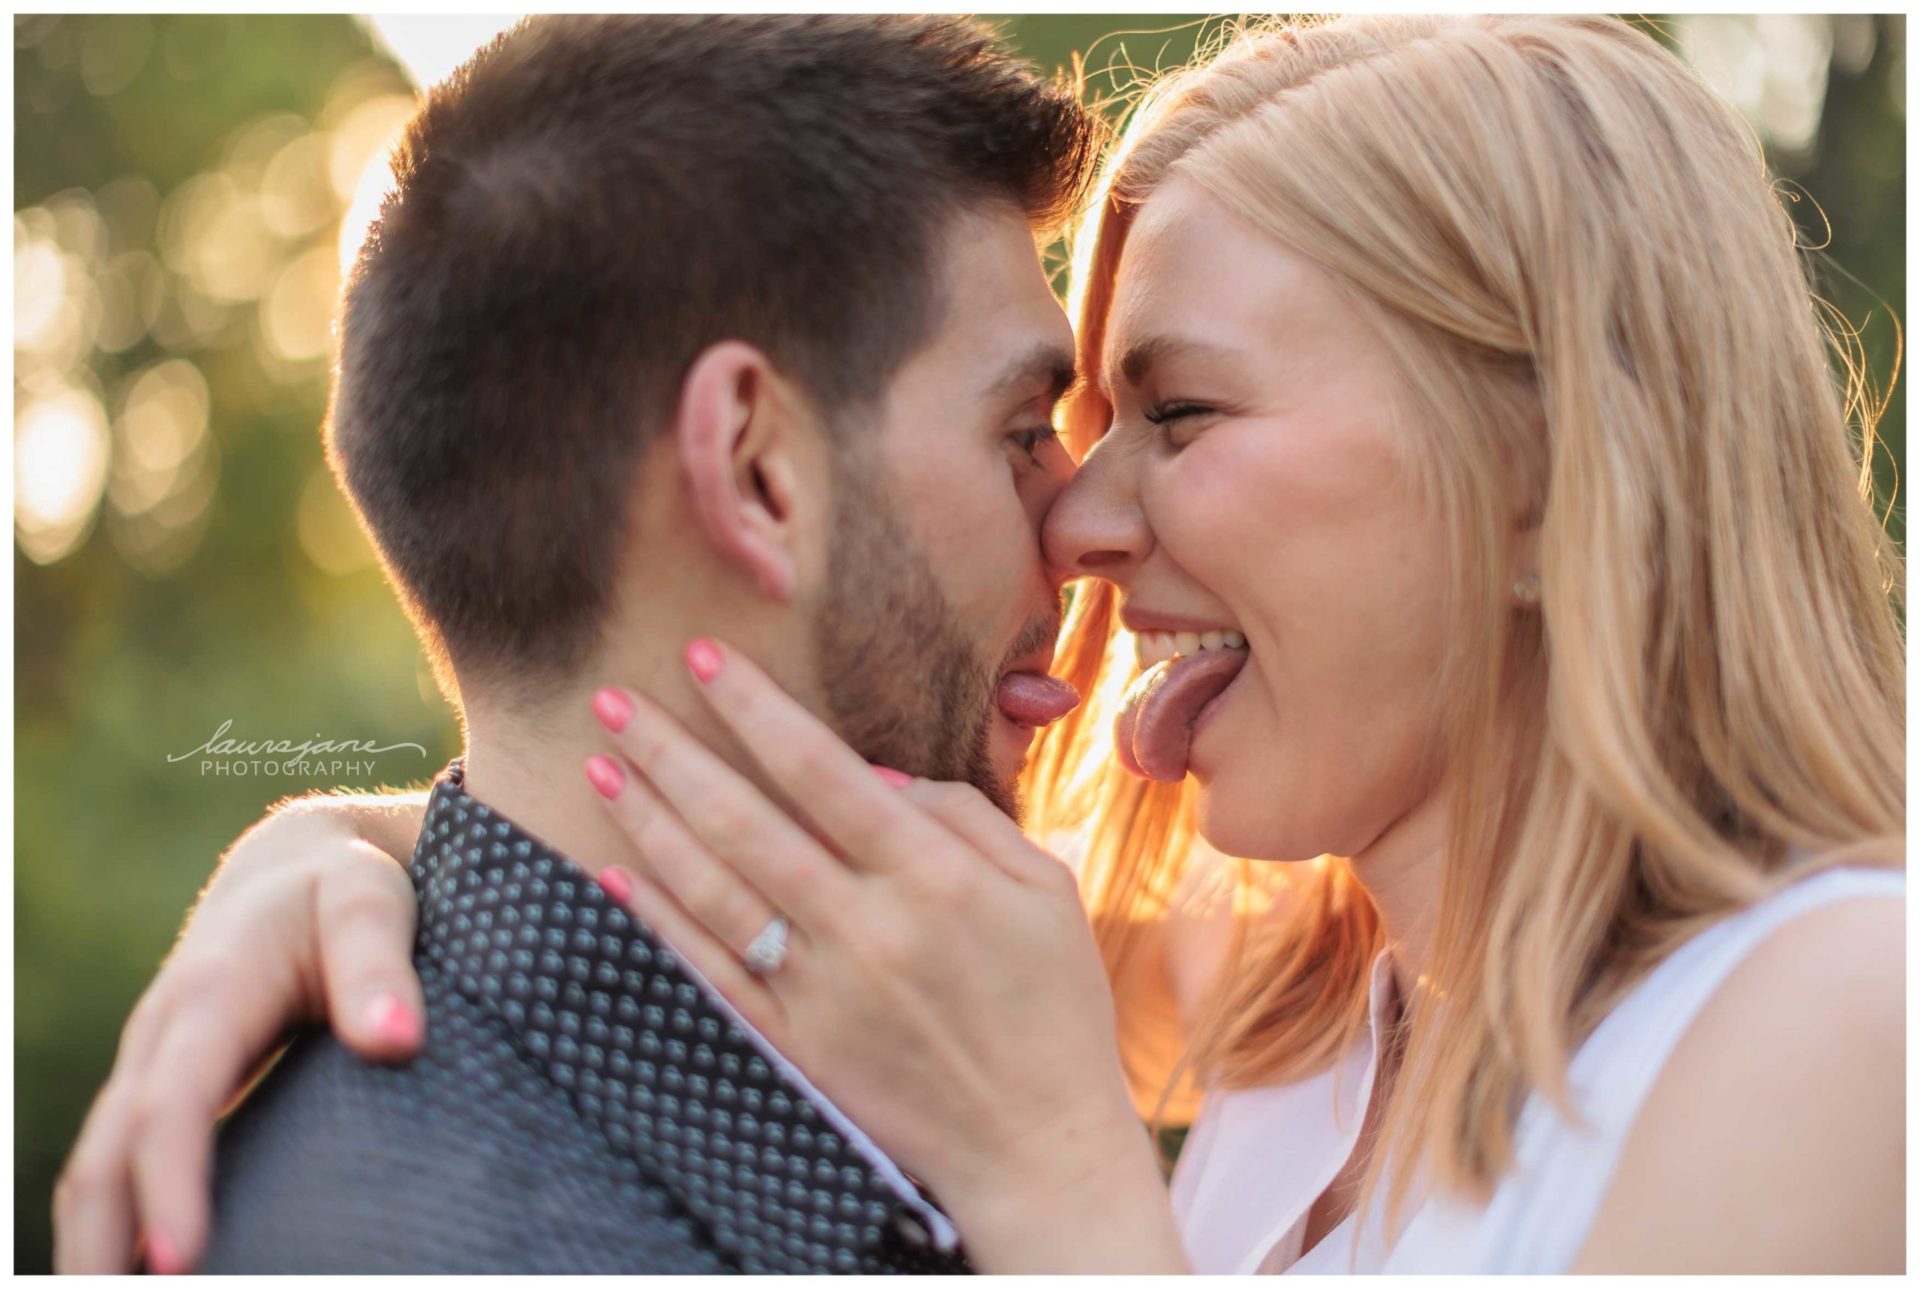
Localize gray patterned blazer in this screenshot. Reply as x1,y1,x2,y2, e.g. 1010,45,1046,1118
202,763,969,1273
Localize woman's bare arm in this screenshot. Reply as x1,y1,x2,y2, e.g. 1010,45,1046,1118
1572,895,1904,1273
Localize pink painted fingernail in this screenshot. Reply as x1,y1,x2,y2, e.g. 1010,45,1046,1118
592,687,634,732
686,638,724,683
598,866,633,904
364,992,421,1046
871,765,913,787
585,755,625,800
145,1229,183,1275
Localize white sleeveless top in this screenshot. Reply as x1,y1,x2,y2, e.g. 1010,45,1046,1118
1168,865,1905,1274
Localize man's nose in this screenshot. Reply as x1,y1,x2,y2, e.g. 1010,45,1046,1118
1040,435,1151,586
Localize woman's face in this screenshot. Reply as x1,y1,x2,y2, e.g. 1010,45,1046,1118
1043,177,1456,862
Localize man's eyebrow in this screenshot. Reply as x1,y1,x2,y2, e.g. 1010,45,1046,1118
987,343,1079,408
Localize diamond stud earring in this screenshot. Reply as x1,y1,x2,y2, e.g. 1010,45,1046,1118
1512,573,1541,606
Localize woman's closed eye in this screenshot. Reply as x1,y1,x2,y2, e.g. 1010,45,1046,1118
1141,401,1213,425
1142,401,1217,447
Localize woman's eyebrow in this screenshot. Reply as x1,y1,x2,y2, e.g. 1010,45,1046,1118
1113,335,1235,389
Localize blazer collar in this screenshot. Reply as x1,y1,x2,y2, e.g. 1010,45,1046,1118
410,762,967,1273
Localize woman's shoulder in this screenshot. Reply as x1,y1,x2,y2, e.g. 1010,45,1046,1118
1673,862,1901,1033
1670,869,1902,1058
1576,862,1904,1114
1586,863,1901,1047
1569,864,1904,1271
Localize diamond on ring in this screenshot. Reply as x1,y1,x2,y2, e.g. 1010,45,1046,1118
744,915,790,976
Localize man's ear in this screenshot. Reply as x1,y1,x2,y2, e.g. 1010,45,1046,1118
674,340,808,603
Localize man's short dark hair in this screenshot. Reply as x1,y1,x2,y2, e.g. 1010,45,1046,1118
326,14,1100,692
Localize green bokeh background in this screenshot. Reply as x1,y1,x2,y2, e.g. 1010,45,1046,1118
14,14,1904,1271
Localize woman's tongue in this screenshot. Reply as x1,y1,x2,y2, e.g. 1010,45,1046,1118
1115,648,1249,781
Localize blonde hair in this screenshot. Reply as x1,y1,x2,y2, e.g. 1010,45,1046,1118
1020,13,1904,1227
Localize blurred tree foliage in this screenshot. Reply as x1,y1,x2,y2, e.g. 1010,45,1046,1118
13,13,1905,1272
15,16,452,1273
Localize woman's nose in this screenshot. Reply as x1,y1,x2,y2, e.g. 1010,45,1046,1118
1041,435,1151,584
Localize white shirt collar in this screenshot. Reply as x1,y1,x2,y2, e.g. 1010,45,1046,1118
1170,948,1398,1274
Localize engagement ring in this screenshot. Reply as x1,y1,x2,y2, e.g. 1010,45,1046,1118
744,915,790,976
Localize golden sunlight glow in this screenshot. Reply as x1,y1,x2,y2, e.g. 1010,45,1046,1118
15,384,111,564
259,129,337,240
262,243,341,363
1072,622,1147,797
331,95,418,276
15,206,102,377
108,358,209,516
333,16,523,275
1674,14,1834,153
14,230,72,352
158,170,277,305
296,466,376,576
107,456,217,574
104,359,218,574
93,250,162,353
362,15,522,92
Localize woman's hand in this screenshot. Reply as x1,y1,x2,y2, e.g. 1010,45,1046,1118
53,792,428,1274
586,639,1187,1273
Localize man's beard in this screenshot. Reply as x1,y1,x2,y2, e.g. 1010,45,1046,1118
813,462,1057,821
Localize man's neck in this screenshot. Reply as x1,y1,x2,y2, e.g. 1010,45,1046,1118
457,664,709,883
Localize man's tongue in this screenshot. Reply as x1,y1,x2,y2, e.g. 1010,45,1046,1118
995,671,1081,728
1115,648,1249,781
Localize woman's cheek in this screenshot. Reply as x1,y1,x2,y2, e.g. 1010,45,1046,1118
1141,436,1263,562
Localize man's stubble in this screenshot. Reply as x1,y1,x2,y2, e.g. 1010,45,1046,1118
813,456,1053,821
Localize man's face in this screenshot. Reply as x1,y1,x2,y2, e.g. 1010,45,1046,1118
812,204,1077,819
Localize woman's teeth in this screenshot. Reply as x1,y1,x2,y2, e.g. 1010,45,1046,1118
1133,629,1247,669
